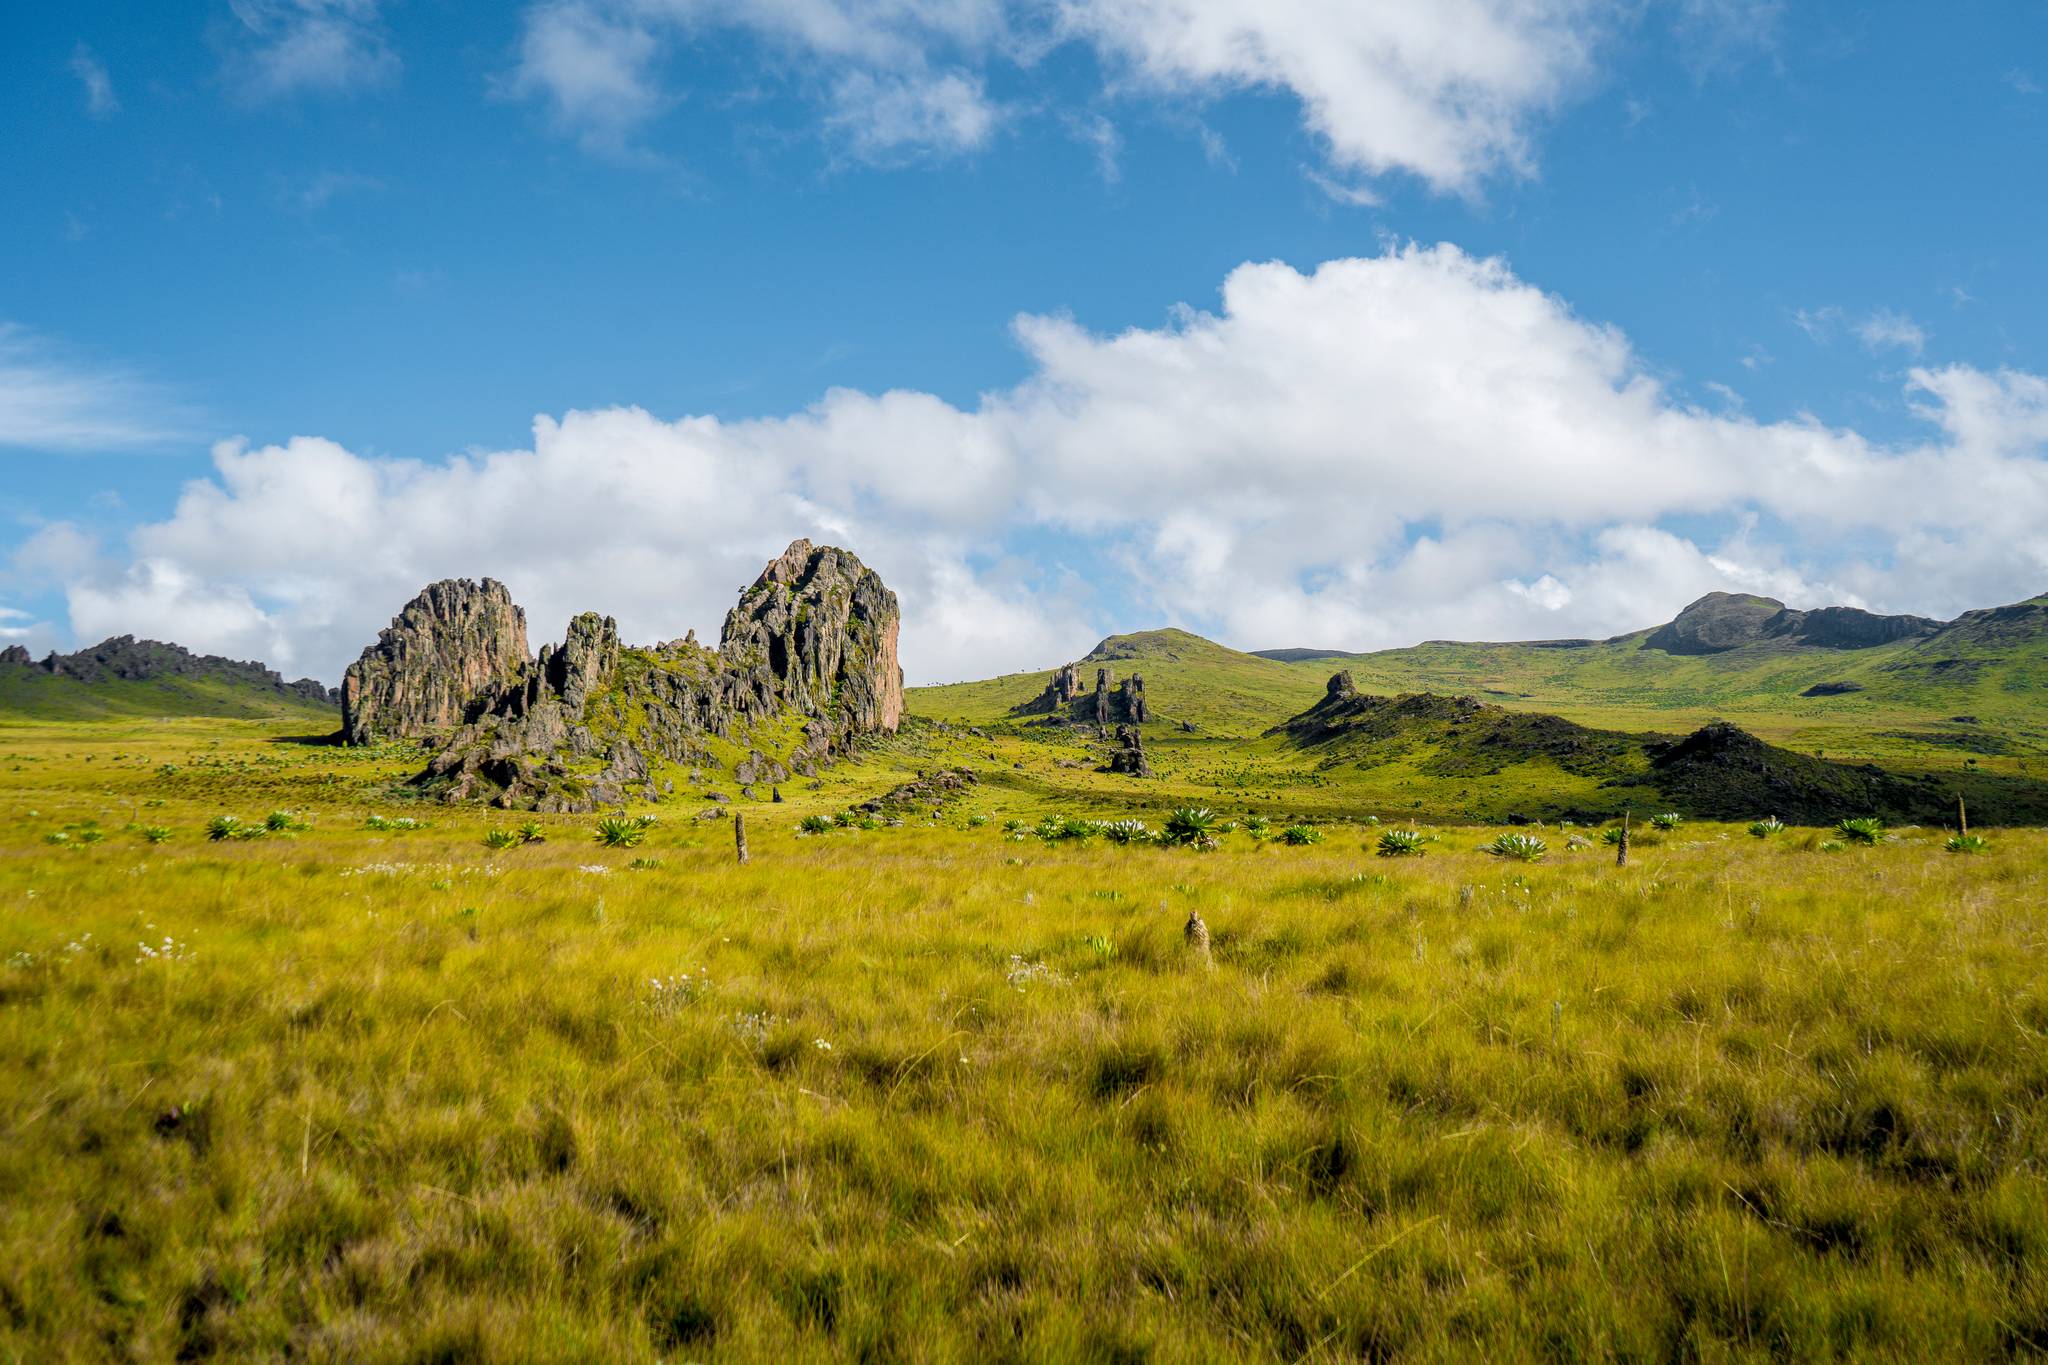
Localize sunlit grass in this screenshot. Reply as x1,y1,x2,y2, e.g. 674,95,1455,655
0,716,2044,1358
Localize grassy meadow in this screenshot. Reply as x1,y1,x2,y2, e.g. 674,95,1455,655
3,715,2047,1360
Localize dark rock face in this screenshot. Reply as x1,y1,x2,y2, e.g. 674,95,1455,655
386,540,903,811
1801,680,1866,698
1326,670,1357,699
1102,725,1151,777
341,579,529,744
1645,592,1942,656
11,634,339,708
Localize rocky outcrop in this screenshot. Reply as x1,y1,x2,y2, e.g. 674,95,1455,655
720,538,904,737
1645,593,1941,656
383,540,904,811
1014,662,1149,725
1102,724,1151,777
1014,663,1081,716
341,579,529,744
6,635,338,708
1801,680,1865,698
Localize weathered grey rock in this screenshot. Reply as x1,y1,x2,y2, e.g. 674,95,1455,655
1015,660,1149,725
719,538,904,739
342,579,528,744
0,644,31,667
381,540,902,811
1102,724,1151,777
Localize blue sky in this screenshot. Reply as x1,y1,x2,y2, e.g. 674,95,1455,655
2,0,2046,684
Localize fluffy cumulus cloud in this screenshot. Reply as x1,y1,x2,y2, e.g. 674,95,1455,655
505,0,1626,185
48,244,2048,684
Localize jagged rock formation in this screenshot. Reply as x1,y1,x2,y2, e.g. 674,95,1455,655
1015,663,1081,715
1102,724,1151,777
1014,663,1148,724
381,540,903,811
721,539,904,733
1644,593,1941,656
341,579,529,744
2,634,337,708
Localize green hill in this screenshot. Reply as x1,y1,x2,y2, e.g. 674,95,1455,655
912,628,1328,736
0,637,339,725
899,590,2048,823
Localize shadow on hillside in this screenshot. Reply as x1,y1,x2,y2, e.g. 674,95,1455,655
267,731,345,748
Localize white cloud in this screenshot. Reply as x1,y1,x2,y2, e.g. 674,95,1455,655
508,2,667,153
223,0,399,102
69,44,119,118
52,244,2048,684
824,69,999,159
1857,308,1926,355
507,0,1622,188
0,325,191,452
1056,0,1615,193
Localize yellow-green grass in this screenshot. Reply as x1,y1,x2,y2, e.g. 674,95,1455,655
3,716,2048,1359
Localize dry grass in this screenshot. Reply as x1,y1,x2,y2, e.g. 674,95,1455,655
1,720,2045,1360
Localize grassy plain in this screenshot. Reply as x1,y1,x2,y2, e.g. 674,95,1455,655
3,714,2047,1360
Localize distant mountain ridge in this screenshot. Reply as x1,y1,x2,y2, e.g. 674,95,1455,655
1253,589,2017,663
0,636,337,721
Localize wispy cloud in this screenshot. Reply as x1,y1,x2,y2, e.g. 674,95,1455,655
68,43,120,118
2007,69,2042,96
0,326,192,452
222,0,399,102
279,168,384,212
1857,308,1926,355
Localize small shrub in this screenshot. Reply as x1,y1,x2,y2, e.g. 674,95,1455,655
1279,825,1323,846
1649,812,1682,832
141,826,172,845
43,831,70,846
1100,819,1150,846
628,856,662,870
1599,826,1627,846
264,810,308,834
834,809,863,829
1945,833,1989,855
1376,829,1426,858
594,816,647,849
1818,840,1846,854
517,821,546,844
966,812,990,827
634,814,660,829
1836,817,1886,845
207,815,243,842
1162,807,1216,846
1486,832,1548,862
1748,817,1785,838
482,829,522,850
798,814,835,835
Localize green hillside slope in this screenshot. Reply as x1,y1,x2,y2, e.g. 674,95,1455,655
912,628,1328,736
0,638,339,726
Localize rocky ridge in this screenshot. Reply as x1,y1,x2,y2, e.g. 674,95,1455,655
342,540,903,811
2,635,337,708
